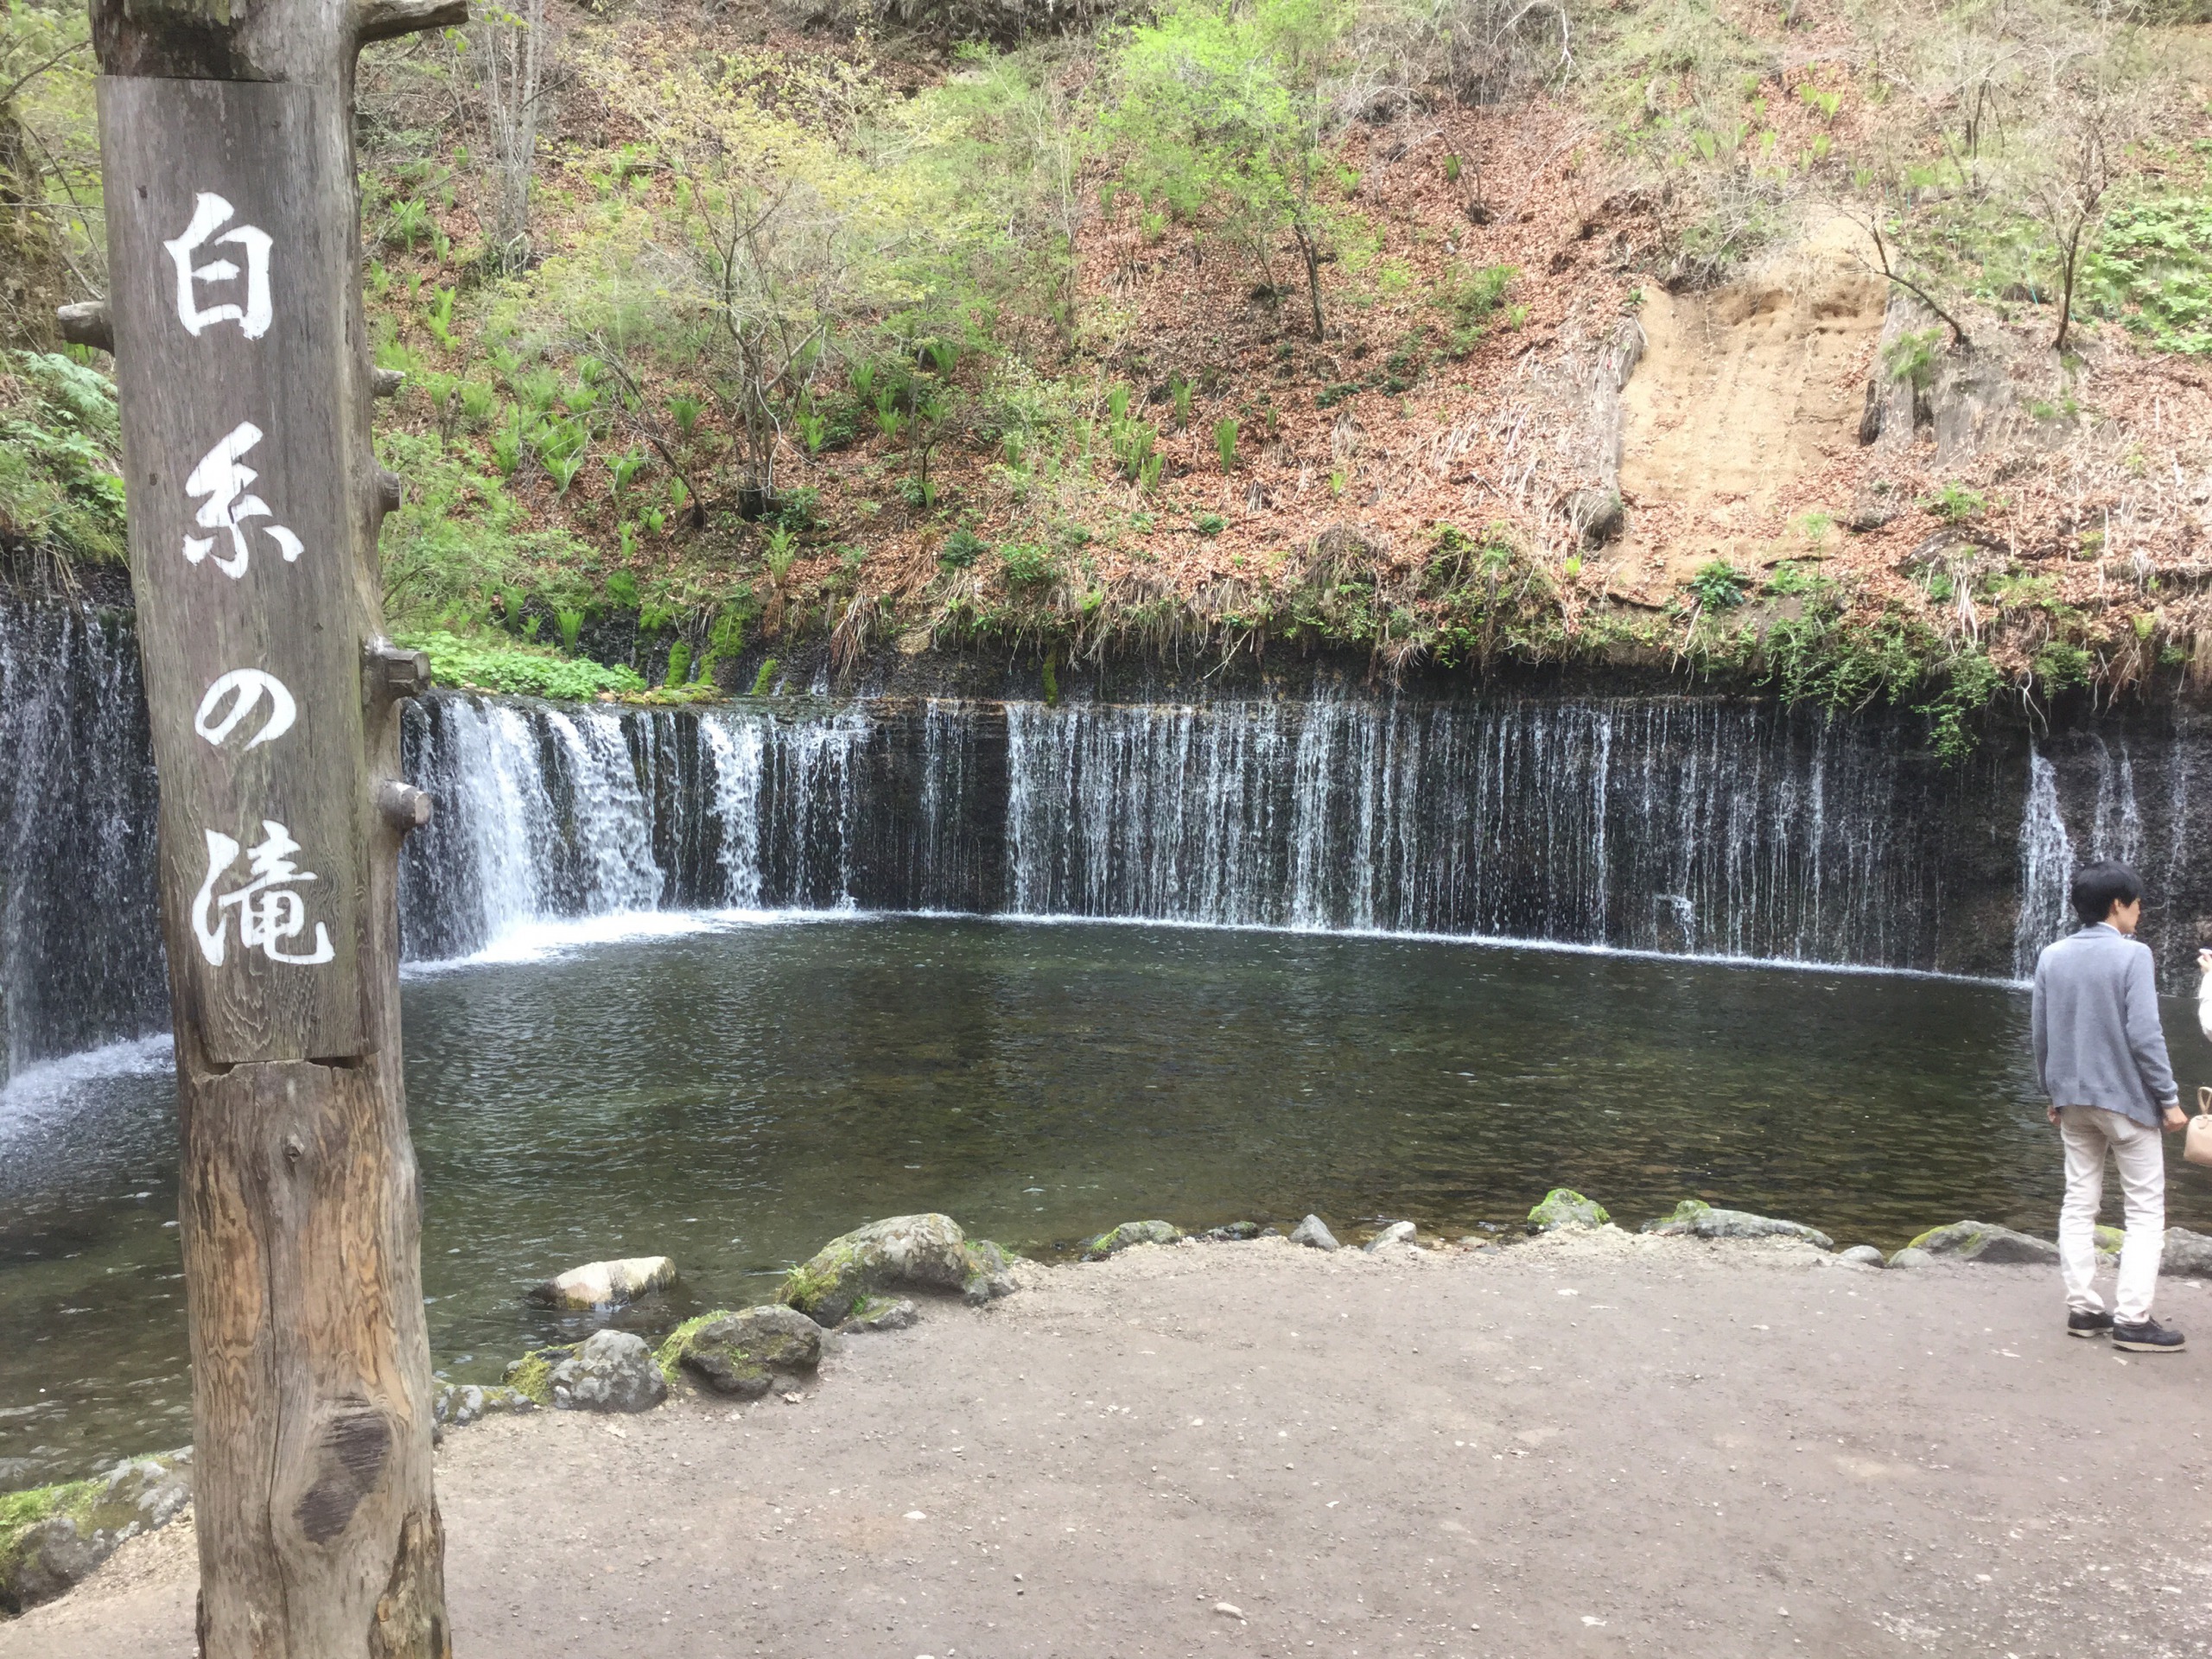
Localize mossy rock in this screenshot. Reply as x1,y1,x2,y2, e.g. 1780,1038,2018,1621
779,1213,978,1325
1082,1220,1182,1261
0,1450,192,1615
1527,1188,1610,1231
503,1345,573,1407
432,1382,538,1429
2094,1224,2126,1255
1640,1199,1833,1250
1905,1220,2058,1265
660,1306,823,1398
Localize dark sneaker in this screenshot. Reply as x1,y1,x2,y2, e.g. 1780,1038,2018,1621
2068,1309,2114,1338
2112,1319,2187,1353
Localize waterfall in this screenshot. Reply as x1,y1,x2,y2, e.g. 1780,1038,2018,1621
2013,748,2076,977
0,597,164,1081
29,579,2211,1088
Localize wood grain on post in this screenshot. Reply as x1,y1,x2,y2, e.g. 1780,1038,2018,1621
86,0,463,1651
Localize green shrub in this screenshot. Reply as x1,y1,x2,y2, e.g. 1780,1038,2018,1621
1688,560,1749,608
1000,542,1058,588
941,526,988,568
1921,481,1989,523
1193,512,1227,535
401,631,646,699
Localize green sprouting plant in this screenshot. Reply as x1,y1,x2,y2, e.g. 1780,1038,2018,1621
513,367,563,416
607,569,641,610
618,521,639,561
608,448,648,498
458,382,497,429
425,285,459,350
1214,416,1239,472
1170,376,1194,429
1193,512,1227,535
1922,480,1989,522
941,526,988,569
795,410,827,455
1328,466,1347,498
764,523,798,582
925,339,959,378
667,395,703,438
498,583,527,632
1562,554,1583,577
1106,383,1131,423
1688,560,1750,609
420,372,457,435
556,607,584,652
749,656,781,695
874,389,905,441
1000,542,1058,588
1764,561,1817,596
1443,154,1462,183
490,413,525,478
1112,416,1159,485
1883,327,1942,391
1433,263,1516,356
385,198,432,251
851,359,878,401
1798,85,1842,123
538,419,590,495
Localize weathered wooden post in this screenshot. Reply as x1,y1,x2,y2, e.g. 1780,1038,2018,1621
70,0,461,1651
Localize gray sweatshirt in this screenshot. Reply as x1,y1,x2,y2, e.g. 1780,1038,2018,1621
2031,923,2178,1128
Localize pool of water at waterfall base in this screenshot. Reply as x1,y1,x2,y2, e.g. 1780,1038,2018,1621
6,913,2212,1488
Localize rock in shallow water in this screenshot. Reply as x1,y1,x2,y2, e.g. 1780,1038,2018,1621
1907,1220,2059,1266
1527,1189,1610,1231
1640,1199,1834,1250
1084,1220,1183,1260
530,1255,677,1311
1288,1215,1340,1251
550,1330,667,1413
1364,1221,1418,1252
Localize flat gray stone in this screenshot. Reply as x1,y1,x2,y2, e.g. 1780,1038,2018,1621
549,1329,667,1413
1289,1215,1340,1251
1888,1247,1936,1269
1084,1220,1183,1261
844,1296,920,1332
432,1382,537,1429
1836,1245,1886,1268
2165,1226,2212,1278
530,1255,676,1310
1907,1220,2059,1266
1364,1221,1418,1252
1640,1199,1834,1250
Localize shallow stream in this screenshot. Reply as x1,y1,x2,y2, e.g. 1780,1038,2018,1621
8,914,2212,1487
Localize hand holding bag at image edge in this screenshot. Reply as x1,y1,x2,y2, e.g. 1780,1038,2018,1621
2189,1087,2212,1168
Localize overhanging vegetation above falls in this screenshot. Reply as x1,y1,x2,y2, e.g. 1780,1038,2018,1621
10,0,2212,755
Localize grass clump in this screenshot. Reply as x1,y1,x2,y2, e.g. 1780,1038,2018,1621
401,630,646,700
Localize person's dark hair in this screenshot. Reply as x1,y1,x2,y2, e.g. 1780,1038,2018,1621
2070,861,2145,927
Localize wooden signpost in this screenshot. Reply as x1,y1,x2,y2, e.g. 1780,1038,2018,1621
73,0,462,1651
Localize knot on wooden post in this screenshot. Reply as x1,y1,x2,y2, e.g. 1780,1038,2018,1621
364,640,432,708
56,300,113,353
378,781,433,834
375,467,404,513
372,367,405,398
354,0,470,44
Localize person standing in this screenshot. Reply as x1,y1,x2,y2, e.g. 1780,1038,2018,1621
2032,860,2189,1353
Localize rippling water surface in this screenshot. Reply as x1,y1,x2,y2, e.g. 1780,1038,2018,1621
7,915,2211,1486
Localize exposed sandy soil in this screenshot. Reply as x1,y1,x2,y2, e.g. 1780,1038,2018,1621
9,1229,2212,1659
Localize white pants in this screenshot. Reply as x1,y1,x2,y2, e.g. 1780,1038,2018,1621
2058,1105,2165,1325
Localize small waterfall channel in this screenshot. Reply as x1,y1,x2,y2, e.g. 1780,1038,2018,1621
12,587,2212,1086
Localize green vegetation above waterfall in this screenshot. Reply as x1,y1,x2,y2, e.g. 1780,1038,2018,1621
10,0,2212,741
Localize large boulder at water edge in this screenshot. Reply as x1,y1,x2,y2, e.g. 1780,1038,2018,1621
548,1330,668,1413
1641,1200,1834,1250
530,1255,677,1310
0,1448,193,1614
1527,1189,1610,1231
779,1214,1014,1325
1084,1220,1183,1260
2165,1227,2212,1277
1288,1215,1340,1251
1905,1221,2059,1266
658,1306,823,1398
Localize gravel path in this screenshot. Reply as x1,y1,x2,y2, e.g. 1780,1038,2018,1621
7,1228,2210,1659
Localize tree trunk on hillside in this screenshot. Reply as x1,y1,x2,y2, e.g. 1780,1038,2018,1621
472,0,545,273
81,0,459,1650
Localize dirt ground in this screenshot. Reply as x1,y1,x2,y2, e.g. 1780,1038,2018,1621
7,1229,2211,1659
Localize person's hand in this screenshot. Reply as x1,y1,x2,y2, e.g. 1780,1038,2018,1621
2199,948,2212,976
2049,1104,2063,1128
2164,1103,2189,1132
